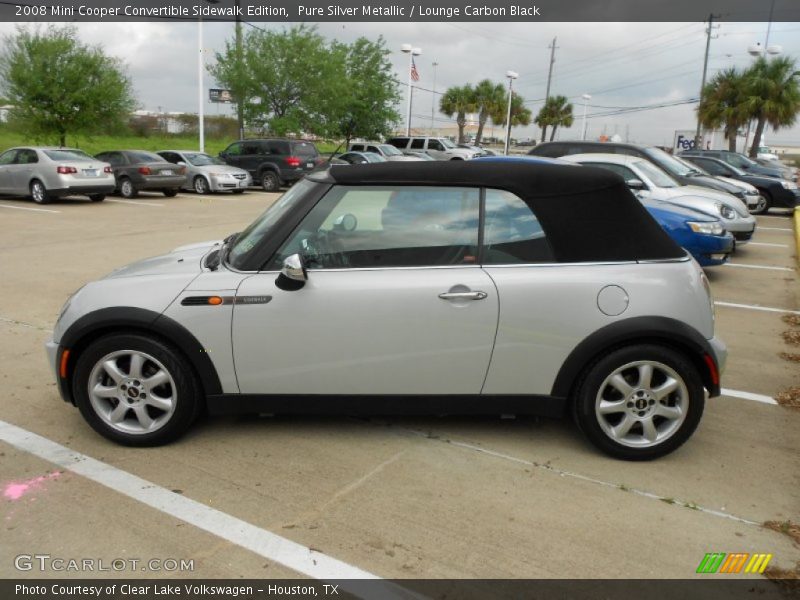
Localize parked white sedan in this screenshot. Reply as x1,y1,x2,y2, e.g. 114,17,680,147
0,146,115,203
157,150,252,194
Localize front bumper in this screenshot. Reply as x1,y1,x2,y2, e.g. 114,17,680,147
772,187,800,208
45,338,72,404
210,174,252,191
693,234,734,266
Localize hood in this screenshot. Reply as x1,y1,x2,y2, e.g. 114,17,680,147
717,176,758,193
104,240,221,279
660,185,749,216
195,164,248,175
641,199,716,221
683,173,742,194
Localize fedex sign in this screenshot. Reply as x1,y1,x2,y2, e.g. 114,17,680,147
674,130,699,152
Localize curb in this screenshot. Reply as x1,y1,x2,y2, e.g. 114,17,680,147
795,207,800,268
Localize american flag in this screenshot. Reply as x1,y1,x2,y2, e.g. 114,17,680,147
410,57,420,82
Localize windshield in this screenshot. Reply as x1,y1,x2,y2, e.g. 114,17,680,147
184,152,225,166
634,159,679,188
726,153,757,169
380,144,403,156
227,179,317,270
44,149,93,161
130,151,165,163
292,142,318,157
440,138,457,149
643,147,694,177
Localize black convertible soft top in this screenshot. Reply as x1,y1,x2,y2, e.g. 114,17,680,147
312,161,684,263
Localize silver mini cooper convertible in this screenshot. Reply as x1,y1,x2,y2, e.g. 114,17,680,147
47,162,726,460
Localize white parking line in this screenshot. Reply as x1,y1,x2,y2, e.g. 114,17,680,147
721,389,778,405
106,199,164,207
724,263,795,272
715,301,800,316
757,227,793,232
747,242,789,248
0,420,393,588
0,203,60,214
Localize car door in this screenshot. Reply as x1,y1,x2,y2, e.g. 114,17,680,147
231,185,499,395
10,148,39,194
426,138,447,159
0,149,18,193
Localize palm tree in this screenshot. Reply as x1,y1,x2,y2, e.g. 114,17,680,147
472,79,506,145
697,68,749,152
491,92,532,133
439,84,475,143
741,56,800,157
535,96,574,142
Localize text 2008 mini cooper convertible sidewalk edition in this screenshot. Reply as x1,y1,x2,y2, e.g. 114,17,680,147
47,162,726,460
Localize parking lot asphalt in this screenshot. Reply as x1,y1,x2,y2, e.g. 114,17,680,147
0,191,798,580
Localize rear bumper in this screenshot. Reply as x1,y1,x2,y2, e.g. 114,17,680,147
138,175,186,190
771,187,800,208
50,184,116,197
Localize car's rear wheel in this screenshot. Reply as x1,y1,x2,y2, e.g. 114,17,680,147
30,180,52,204
163,188,178,197
72,333,201,446
261,170,280,192
88,194,105,202
573,344,704,460
193,176,210,195
119,177,138,199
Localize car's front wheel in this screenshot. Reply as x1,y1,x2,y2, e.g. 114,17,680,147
573,344,704,460
163,188,178,197
193,176,210,194
72,334,201,446
750,191,771,214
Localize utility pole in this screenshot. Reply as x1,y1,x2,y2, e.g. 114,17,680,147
235,0,244,139
431,61,438,135
541,37,557,142
695,14,719,147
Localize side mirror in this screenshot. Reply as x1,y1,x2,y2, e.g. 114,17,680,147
275,253,307,291
626,179,647,191
177,161,186,166
218,152,227,159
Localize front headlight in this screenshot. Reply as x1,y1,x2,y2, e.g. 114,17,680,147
688,221,725,235
780,180,798,190
717,204,736,220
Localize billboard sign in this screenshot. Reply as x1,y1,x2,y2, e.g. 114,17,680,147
209,89,234,103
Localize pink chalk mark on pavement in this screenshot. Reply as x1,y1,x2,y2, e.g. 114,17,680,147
3,471,61,501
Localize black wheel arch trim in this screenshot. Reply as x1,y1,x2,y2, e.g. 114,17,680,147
551,316,720,400
59,307,222,404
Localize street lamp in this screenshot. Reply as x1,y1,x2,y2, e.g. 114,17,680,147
430,61,439,135
503,70,518,156
581,93,592,141
401,44,421,136
198,0,220,153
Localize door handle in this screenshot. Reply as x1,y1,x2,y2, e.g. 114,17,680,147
438,291,487,301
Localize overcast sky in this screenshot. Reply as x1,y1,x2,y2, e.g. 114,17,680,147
2,20,799,147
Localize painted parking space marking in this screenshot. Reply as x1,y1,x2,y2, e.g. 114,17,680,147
0,203,60,213
747,242,789,248
106,199,164,207
721,389,778,405
715,301,800,316
724,263,795,272
757,227,793,232
0,420,401,589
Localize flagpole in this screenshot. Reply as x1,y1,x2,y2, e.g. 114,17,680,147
401,44,421,136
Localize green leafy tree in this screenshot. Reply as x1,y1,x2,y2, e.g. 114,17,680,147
211,25,336,135
321,36,400,147
741,56,800,157
535,95,573,142
697,68,749,152
493,92,533,132
472,79,506,145
0,25,136,146
439,84,475,143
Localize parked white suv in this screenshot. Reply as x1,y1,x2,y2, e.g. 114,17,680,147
348,142,422,162
386,136,477,160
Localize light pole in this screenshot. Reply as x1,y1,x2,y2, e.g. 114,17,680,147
198,0,220,153
503,70,518,156
401,44,421,136
581,93,592,141
430,61,438,135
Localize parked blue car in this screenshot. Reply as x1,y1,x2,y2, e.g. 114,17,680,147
474,155,732,266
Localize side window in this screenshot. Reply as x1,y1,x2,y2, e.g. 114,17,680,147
696,159,725,175
386,138,408,149
410,138,425,150
428,139,444,151
160,152,180,164
483,189,553,264
17,149,38,164
272,186,480,270
351,144,365,152
103,152,125,166
367,145,380,154
0,150,17,165
225,143,242,156
241,142,260,155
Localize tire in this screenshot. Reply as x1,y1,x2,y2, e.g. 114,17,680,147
163,188,178,197
88,194,105,202
572,344,705,460
260,170,280,192
72,333,202,446
119,177,138,199
232,189,245,194
193,176,210,195
751,190,771,214
30,180,51,204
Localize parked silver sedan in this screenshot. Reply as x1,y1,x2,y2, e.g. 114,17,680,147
0,147,115,204
157,150,252,194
